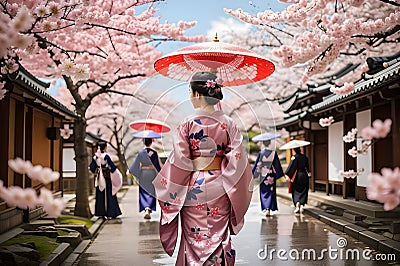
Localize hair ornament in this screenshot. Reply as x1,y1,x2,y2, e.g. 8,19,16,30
206,80,216,88
215,77,224,87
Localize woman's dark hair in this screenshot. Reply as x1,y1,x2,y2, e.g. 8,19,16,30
190,72,223,105
263,140,271,147
144,138,152,147
98,141,107,152
294,147,301,154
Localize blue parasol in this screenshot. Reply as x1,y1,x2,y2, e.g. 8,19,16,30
131,130,163,139
252,132,281,142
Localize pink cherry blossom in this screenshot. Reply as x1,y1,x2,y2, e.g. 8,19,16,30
22,188,39,209
60,125,73,139
360,126,376,140
330,82,355,95
8,187,24,208
10,6,34,32
4,158,64,216
343,128,358,143
42,198,67,218
361,118,392,139
366,167,400,211
348,147,358,158
8,157,32,175
372,119,392,138
40,167,60,185
206,80,216,88
319,116,334,127
339,169,358,179
383,194,400,211
39,187,53,204
225,0,399,86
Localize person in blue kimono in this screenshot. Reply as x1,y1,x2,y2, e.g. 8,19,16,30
285,147,310,214
252,140,284,217
129,138,162,219
89,141,122,219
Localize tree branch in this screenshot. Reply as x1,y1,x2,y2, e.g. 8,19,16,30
34,33,107,59
340,48,366,56
85,73,146,101
353,25,400,39
259,23,295,38
378,0,400,6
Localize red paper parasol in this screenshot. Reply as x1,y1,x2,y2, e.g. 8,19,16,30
154,36,275,87
129,119,171,133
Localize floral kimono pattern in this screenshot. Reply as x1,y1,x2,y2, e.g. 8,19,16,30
153,110,253,266
252,149,284,211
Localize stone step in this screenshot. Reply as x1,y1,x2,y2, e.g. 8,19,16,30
342,210,365,221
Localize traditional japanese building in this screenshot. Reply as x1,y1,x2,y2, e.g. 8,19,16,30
0,66,77,233
275,51,400,202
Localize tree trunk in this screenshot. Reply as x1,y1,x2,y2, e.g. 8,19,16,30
73,113,92,218
117,151,129,185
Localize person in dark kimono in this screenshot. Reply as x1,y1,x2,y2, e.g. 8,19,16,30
285,147,310,214
252,140,284,217
129,138,162,219
89,141,122,219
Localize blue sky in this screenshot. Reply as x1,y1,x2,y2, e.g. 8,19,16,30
147,0,288,54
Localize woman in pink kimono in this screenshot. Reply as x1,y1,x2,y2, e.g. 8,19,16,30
153,72,253,265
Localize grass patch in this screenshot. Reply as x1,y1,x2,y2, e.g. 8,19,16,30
1,235,60,262
56,216,94,228
57,229,69,236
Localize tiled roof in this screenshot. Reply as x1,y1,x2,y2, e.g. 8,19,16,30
310,60,400,113
11,65,77,119
274,111,308,128
278,63,360,109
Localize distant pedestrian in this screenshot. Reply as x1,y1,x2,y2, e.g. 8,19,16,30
252,140,284,216
89,141,122,219
129,138,162,219
285,147,310,214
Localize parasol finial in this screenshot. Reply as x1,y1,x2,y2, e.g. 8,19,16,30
213,33,219,42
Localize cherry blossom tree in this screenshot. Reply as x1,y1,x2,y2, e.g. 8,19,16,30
0,0,205,217
225,0,400,92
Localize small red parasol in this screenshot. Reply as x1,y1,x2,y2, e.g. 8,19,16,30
154,35,275,87
129,119,171,133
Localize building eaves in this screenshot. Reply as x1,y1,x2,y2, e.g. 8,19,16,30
310,60,400,113
10,65,77,119
274,111,308,128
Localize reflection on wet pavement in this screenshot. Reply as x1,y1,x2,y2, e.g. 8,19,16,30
77,186,387,266
233,198,382,265
139,221,159,236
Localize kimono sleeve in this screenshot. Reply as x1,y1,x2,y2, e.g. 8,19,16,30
221,121,253,235
252,152,261,178
285,155,298,178
104,154,117,173
150,151,162,172
89,158,97,173
152,122,193,256
153,122,193,225
129,152,142,179
273,153,284,178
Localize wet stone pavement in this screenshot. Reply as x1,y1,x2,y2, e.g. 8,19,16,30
76,186,397,265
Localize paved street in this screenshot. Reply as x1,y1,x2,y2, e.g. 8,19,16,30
77,186,392,265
